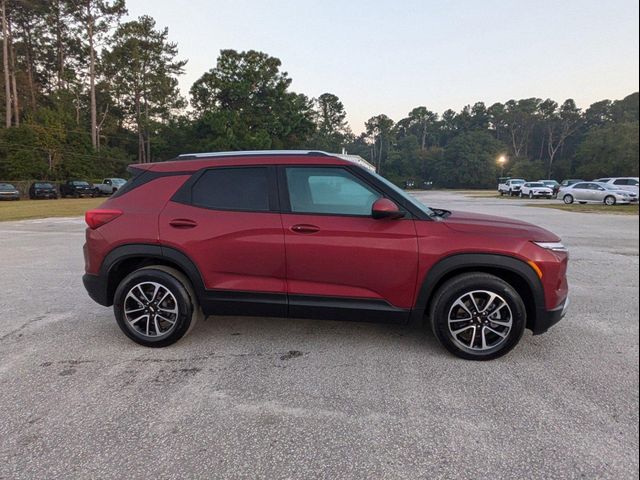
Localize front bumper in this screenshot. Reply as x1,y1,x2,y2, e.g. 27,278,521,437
532,296,569,335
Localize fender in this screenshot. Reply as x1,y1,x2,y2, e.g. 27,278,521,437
100,243,207,303
410,253,545,327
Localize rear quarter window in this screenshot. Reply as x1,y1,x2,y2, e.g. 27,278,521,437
191,167,270,212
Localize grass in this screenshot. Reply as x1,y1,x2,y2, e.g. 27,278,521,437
0,197,105,222
526,202,639,215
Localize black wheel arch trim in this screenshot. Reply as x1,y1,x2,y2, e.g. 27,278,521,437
410,253,546,331
96,243,207,306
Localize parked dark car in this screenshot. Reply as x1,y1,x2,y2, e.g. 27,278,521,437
560,179,584,188
29,182,58,199
0,182,20,200
83,150,569,360
402,179,415,189
60,180,95,198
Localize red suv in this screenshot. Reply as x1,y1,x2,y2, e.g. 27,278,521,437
83,151,569,360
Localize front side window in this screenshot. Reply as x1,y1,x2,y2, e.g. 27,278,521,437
285,167,380,216
192,167,269,211
573,183,589,189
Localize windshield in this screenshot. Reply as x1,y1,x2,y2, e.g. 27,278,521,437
72,181,90,186
0,183,16,190
541,180,558,186
111,178,126,186
527,183,545,187
511,180,525,185
370,170,435,217
35,183,54,188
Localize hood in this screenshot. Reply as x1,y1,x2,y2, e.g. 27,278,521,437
442,210,560,242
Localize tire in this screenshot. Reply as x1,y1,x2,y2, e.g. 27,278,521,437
519,191,523,198
579,201,587,205
604,196,616,206
509,189,513,197
563,194,574,204
429,273,527,360
113,266,201,347
529,192,534,199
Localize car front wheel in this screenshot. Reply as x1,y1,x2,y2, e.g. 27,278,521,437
604,196,616,206
113,266,201,347
563,194,574,204
430,273,526,360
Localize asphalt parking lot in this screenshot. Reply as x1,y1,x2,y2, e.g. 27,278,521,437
0,191,638,479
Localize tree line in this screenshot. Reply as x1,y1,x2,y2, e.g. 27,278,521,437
1,0,638,187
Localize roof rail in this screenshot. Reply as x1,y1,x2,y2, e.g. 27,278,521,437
174,150,377,172
176,150,329,159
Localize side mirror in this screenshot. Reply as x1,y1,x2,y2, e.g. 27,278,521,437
372,198,405,219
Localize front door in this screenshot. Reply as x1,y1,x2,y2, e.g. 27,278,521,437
278,166,419,323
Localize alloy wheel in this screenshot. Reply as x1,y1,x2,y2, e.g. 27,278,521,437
448,290,513,352
123,281,179,338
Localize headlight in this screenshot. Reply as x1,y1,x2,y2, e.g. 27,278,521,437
534,241,568,252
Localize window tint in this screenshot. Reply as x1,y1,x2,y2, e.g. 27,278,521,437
192,167,269,211
613,179,637,186
285,167,380,215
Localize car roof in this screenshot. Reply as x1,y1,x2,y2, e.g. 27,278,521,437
132,150,376,173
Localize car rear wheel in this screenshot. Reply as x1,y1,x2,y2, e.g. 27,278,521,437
430,273,526,360
563,194,574,204
113,266,201,347
604,196,616,206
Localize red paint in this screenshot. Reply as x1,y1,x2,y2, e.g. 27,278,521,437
83,153,568,314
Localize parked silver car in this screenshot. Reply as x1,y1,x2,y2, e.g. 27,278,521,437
560,182,638,205
593,177,639,195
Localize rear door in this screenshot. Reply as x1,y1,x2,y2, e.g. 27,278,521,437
159,166,287,316
278,166,418,323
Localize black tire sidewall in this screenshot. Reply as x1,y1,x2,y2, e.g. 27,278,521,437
430,274,527,360
113,268,194,347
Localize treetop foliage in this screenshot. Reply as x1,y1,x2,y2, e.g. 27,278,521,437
1,0,638,186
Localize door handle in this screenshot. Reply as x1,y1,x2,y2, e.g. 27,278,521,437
169,218,198,229
290,224,320,234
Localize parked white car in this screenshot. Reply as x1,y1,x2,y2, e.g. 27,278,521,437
498,178,526,196
593,177,639,195
519,182,554,199
560,182,638,205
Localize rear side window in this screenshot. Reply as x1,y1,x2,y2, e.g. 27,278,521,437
613,179,638,186
192,167,269,211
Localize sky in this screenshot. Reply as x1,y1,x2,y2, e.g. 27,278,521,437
125,0,639,133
